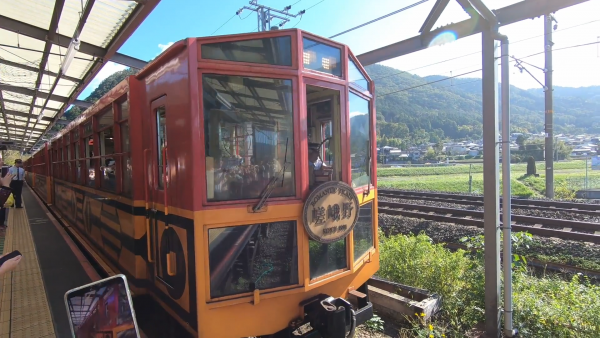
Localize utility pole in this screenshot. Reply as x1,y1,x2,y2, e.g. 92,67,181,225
237,1,305,32
544,14,555,198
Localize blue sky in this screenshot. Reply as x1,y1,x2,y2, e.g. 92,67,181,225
78,0,600,99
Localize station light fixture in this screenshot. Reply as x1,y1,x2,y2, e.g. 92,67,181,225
61,38,81,74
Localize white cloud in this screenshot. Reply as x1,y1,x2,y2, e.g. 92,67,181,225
158,42,174,53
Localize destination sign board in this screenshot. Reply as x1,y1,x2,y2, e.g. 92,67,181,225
302,181,359,243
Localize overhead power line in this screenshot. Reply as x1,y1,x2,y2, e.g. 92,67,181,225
329,0,430,39
369,19,600,82
376,39,600,98
377,69,481,98
211,14,237,35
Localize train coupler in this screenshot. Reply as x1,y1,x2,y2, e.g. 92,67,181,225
287,291,372,338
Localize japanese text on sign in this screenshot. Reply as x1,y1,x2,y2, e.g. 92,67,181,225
302,181,360,243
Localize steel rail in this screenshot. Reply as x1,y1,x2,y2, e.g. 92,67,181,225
378,203,600,244
379,189,600,212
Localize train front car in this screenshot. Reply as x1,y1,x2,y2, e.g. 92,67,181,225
192,29,378,338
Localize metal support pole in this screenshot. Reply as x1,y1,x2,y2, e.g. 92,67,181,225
500,36,517,338
482,29,501,338
545,14,554,198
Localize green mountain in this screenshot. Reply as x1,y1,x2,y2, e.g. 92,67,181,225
366,64,600,146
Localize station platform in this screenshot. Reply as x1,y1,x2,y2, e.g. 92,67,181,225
0,186,99,338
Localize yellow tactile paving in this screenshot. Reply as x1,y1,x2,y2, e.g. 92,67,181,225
0,202,56,338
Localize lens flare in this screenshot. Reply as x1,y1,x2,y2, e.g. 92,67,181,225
428,31,458,47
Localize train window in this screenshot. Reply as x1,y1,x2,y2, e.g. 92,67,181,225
348,92,371,188
75,142,82,184
353,202,373,261
119,99,129,121
201,36,292,66
86,136,95,187
203,74,295,202
348,58,369,92
309,239,347,279
306,85,341,189
208,221,298,299
67,145,72,182
121,122,132,196
302,38,342,77
156,107,167,189
99,128,116,192
83,121,93,137
98,108,114,130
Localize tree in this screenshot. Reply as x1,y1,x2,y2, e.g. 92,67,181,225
516,135,526,151
423,148,437,161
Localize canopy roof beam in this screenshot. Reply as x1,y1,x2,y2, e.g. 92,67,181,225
356,0,590,65
22,0,66,143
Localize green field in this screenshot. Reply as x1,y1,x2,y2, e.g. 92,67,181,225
377,160,600,198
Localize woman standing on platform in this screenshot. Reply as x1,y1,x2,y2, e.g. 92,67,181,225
0,162,19,277
0,160,15,228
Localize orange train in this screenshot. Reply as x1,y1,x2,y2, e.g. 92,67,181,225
25,28,378,338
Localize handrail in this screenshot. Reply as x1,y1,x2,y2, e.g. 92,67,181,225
143,149,153,263
162,146,168,215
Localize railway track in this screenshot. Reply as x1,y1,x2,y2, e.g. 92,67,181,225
378,189,600,216
378,200,600,244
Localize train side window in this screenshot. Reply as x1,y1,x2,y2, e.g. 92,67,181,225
86,136,95,187
348,58,369,93
99,128,116,192
203,74,295,202
66,144,72,182
208,221,298,299
302,38,342,77
119,100,129,120
349,92,371,188
353,202,374,261
75,141,82,184
121,122,132,196
156,107,167,190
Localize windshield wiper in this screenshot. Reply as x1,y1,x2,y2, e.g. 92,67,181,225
253,138,289,212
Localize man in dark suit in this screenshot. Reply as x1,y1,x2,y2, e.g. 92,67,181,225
9,159,24,208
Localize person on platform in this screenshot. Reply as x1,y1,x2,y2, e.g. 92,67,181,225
8,159,24,208
0,252,22,278
0,160,14,228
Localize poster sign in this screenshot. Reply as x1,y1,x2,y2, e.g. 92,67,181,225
302,181,359,243
592,156,600,170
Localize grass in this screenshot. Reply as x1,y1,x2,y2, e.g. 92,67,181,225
379,174,537,197
377,160,600,197
378,232,600,337
377,161,587,178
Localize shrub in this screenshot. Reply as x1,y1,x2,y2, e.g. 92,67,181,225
378,232,600,337
513,274,600,337
378,233,485,334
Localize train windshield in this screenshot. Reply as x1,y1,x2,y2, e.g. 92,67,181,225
203,74,295,202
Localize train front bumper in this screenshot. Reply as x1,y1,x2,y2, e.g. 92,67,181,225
270,283,373,338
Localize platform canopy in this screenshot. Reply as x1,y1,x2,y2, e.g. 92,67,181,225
0,0,159,153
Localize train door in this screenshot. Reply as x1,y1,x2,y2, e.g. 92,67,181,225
305,81,347,190
144,96,174,283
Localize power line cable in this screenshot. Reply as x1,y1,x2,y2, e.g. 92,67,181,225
305,0,325,11
329,0,430,39
376,39,600,98
369,19,600,81
211,14,237,36
377,69,481,97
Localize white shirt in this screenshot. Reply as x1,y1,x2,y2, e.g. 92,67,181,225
8,166,24,181
311,159,323,170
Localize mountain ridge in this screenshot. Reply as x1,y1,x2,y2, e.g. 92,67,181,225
367,64,600,145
